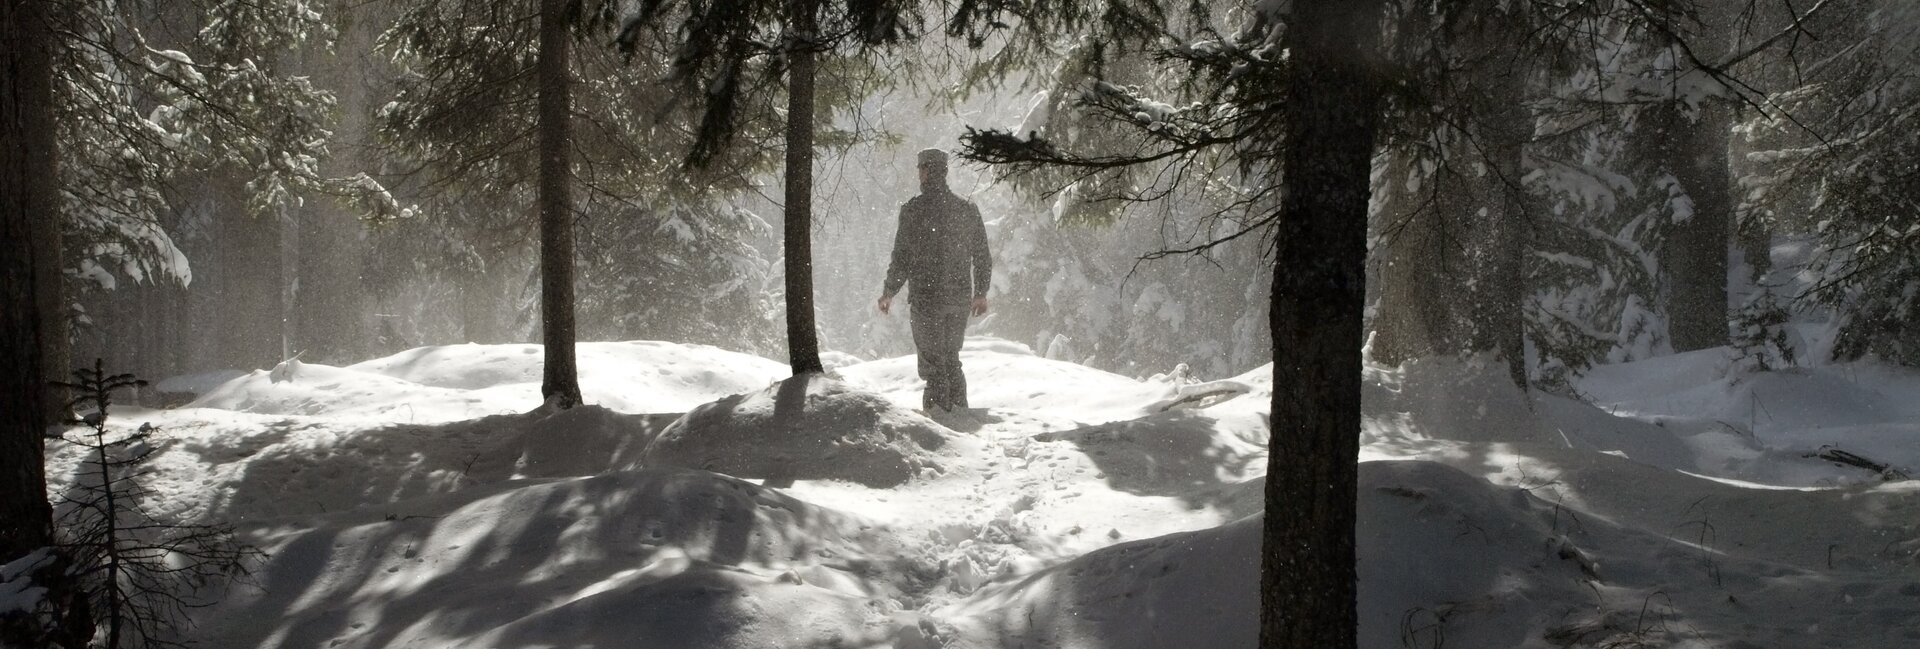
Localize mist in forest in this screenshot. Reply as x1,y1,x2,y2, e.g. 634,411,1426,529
10,2,1920,649
67,14,1272,385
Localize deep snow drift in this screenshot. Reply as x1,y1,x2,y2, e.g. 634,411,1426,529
40,338,1920,648
642,376,956,487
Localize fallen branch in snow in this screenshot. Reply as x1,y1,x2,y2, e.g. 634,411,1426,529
1806,446,1911,481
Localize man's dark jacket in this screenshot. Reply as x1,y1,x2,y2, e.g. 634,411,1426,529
882,188,991,306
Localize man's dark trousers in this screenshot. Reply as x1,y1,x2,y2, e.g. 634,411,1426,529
912,302,969,411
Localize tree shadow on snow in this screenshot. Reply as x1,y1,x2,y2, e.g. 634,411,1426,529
186,408,678,524
1034,410,1264,519
203,468,897,649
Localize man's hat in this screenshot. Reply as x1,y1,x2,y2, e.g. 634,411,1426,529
917,147,949,169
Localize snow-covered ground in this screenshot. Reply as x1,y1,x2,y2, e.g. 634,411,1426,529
43,338,1920,648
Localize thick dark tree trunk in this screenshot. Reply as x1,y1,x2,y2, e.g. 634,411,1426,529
782,0,824,375
35,243,65,419
1664,100,1732,353
536,0,582,406
2,0,58,559
1262,1,1385,648
30,27,65,421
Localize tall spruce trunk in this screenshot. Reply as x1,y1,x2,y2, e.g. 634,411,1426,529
28,8,65,423
1664,100,1732,352
536,0,582,406
1475,81,1533,389
290,5,376,364
1371,53,1531,390
1368,152,1457,366
782,0,825,375
2,0,58,559
1262,0,1385,647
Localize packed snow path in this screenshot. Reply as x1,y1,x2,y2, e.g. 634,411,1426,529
45,340,1920,648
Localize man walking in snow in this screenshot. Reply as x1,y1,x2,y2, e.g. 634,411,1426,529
878,148,992,413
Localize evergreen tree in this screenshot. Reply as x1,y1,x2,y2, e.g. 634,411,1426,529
574,203,780,353
41,0,407,389
534,0,583,406
53,361,257,649
1365,0,1806,385
378,0,791,396
1369,0,1547,388
1740,0,1919,365
1261,3,1387,645
614,0,922,375
929,23,1275,378
952,1,1815,644
13,0,398,597
3,0,60,563
954,0,1386,643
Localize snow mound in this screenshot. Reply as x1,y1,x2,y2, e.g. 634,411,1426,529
79,404,673,524
934,461,1598,649
354,341,789,414
197,468,918,649
1583,350,1920,481
961,337,1035,356
184,341,787,421
641,375,953,487
1364,355,1709,474
1359,444,1920,647
819,350,867,370
937,513,1259,649
473,569,891,649
1356,461,1599,649
187,360,486,421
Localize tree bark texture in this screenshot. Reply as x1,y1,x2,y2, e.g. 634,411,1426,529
782,0,825,375
3,0,58,559
536,0,582,406
28,0,65,422
1663,99,1732,353
1262,1,1385,648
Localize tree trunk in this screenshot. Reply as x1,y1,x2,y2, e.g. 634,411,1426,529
1664,99,1732,352
782,0,824,375
1368,152,1457,366
1262,1,1385,648
536,0,582,406
31,26,65,421
290,3,378,365
202,182,287,371
1472,81,1533,389
1371,68,1531,390
2,0,58,559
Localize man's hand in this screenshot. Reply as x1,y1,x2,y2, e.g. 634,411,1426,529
971,295,989,317
878,294,893,315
